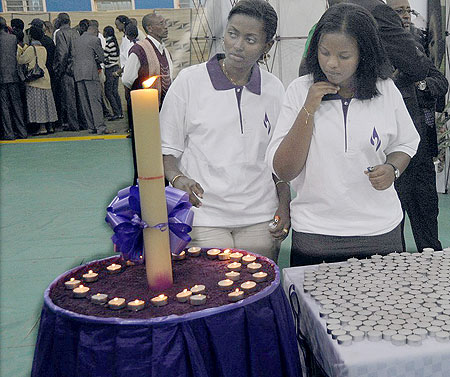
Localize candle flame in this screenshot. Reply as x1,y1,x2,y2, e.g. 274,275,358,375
111,264,116,267
114,297,118,301
79,285,84,288
224,249,231,254
70,278,74,281
235,288,240,292
158,294,165,299
88,270,93,274
183,289,188,293
134,299,140,303
143,76,158,88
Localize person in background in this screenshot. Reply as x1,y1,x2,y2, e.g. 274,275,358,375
53,12,80,131
0,16,26,140
130,17,147,41
387,0,448,252
123,13,173,185
115,15,132,77
160,0,290,261
18,26,57,136
268,4,420,266
103,26,123,121
43,21,54,39
72,24,109,135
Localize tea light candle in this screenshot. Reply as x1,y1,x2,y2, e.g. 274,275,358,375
252,271,268,283
127,299,145,311
176,289,192,303
91,293,108,305
108,297,126,309
225,271,240,281
206,249,221,259
106,263,122,274
190,284,206,294
218,279,234,290
151,294,168,307
228,288,245,302
247,262,262,273
82,270,98,283
172,251,186,261
230,252,243,262
187,246,201,257
64,278,81,290
190,294,206,306
241,255,256,265
227,262,242,272
73,285,90,298
240,281,257,292
218,249,231,261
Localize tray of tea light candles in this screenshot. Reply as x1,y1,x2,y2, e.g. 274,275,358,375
49,247,276,320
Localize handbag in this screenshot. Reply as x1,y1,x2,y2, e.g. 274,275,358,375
18,45,45,83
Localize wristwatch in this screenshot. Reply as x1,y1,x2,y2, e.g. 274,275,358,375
385,162,400,180
417,80,427,91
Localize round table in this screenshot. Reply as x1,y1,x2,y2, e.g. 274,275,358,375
31,256,301,377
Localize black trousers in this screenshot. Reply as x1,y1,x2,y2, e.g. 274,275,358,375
0,82,26,140
105,66,123,118
395,157,442,252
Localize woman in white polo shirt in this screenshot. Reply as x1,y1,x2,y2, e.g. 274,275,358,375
267,3,420,266
160,0,290,262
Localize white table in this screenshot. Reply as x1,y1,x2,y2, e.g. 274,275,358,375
283,266,450,377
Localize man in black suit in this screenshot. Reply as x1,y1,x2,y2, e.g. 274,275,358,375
0,17,26,140
53,13,80,131
72,24,108,134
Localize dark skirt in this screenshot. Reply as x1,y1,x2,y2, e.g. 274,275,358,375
290,224,403,266
26,86,58,123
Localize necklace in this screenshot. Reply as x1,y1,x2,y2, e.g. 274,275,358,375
221,59,245,86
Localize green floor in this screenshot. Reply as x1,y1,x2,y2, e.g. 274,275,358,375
1,139,449,376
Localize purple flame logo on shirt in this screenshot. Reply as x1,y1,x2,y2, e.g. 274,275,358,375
370,127,381,151
263,113,271,134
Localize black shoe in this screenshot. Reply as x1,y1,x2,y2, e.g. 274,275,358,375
108,115,120,121
89,130,97,134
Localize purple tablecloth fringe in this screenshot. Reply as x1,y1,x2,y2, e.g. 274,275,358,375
31,256,301,377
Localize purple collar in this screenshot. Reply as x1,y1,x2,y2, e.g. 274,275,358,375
206,54,261,95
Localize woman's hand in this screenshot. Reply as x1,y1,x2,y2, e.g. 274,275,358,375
303,81,339,114
269,206,291,241
364,164,395,190
172,175,204,208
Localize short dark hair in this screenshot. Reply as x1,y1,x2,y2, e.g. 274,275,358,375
306,3,391,100
0,17,7,32
11,18,25,31
58,13,70,25
29,25,44,41
228,0,278,42
90,19,99,28
116,15,130,26
78,19,90,34
103,25,115,38
125,23,138,40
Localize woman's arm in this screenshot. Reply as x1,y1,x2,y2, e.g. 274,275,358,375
17,45,32,65
163,154,204,208
269,177,291,240
273,81,339,181
364,151,411,190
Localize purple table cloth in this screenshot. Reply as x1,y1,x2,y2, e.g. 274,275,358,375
32,257,301,377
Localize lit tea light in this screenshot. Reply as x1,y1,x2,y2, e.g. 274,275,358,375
230,252,243,262
172,251,186,261
228,288,245,302
247,262,262,273
206,249,221,259
241,255,256,265
190,284,206,294
127,299,145,311
252,271,268,282
218,249,231,261
82,270,98,283
108,297,126,310
176,289,192,303
106,263,122,274
151,294,168,307
190,294,207,306
227,262,242,272
225,271,240,281
64,278,81,290
187,247,201,257
73,285,90,298
126,260,135,266
91,293,108,305
218,279,234,291
241,281,257,292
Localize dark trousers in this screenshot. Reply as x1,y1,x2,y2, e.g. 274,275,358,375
290,225,403,267
76,80,105,134
0,82,26,140
60,74,80,131
395,157,442,252
105,66,122,117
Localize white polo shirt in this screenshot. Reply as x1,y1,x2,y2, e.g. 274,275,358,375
267,75,420,236
160,54,285,227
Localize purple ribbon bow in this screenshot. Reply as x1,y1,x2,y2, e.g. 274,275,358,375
105,185,194,262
